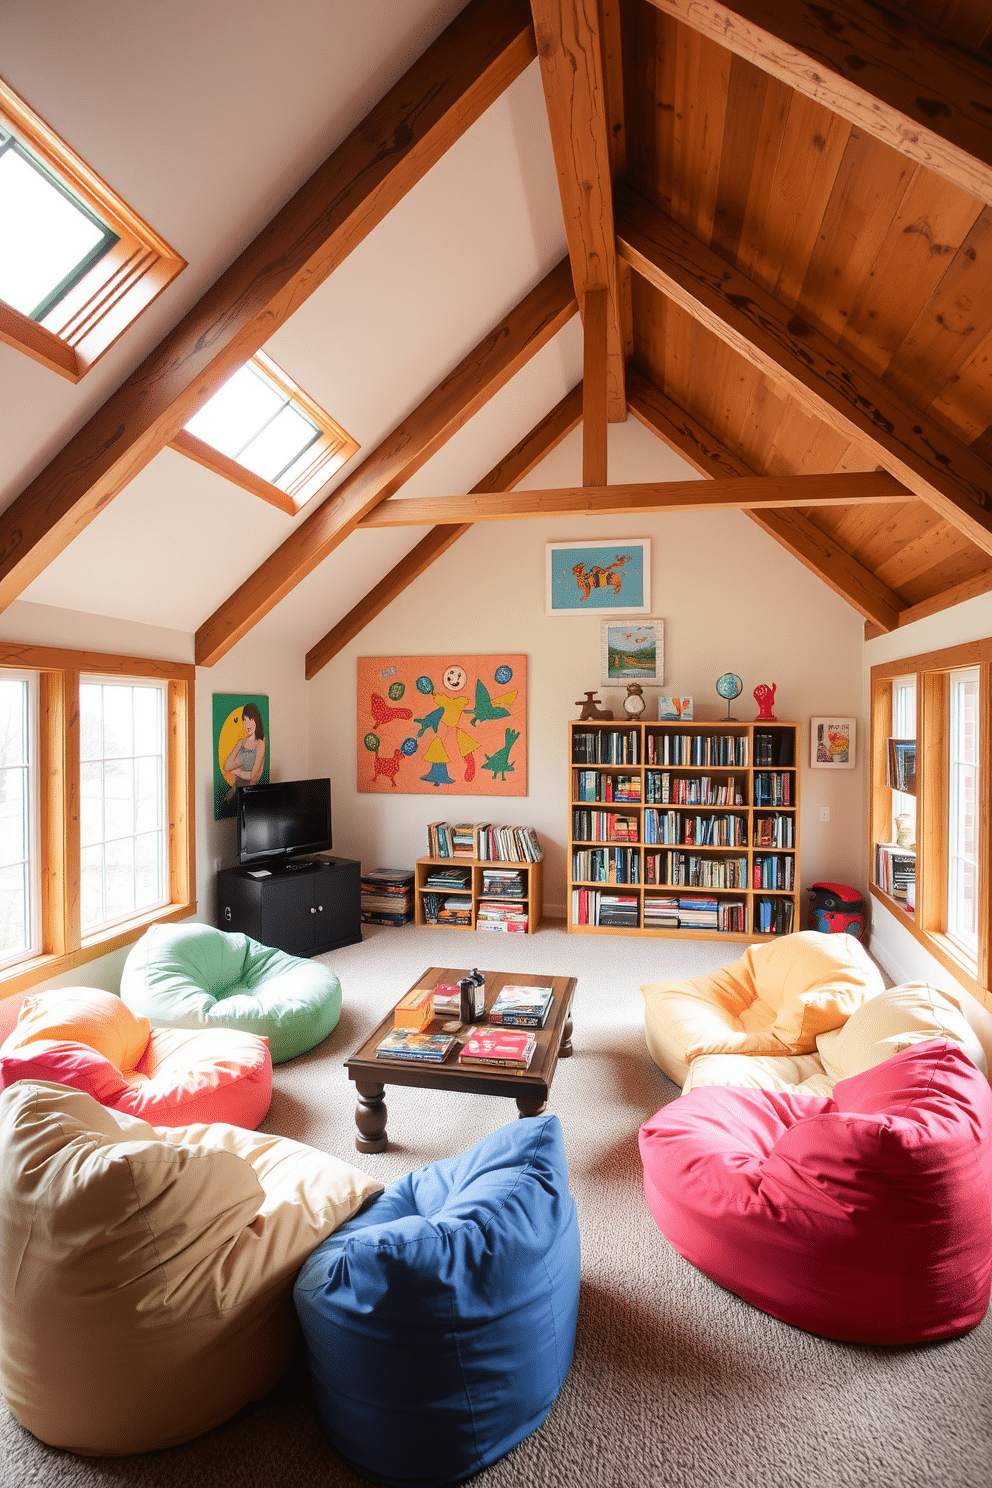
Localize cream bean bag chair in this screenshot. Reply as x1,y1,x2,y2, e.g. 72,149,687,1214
0,1081,382,1456
641,931,884,1088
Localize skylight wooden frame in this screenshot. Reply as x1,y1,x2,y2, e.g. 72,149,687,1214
0,77,186,382
169,352,360,515
0,643,196,999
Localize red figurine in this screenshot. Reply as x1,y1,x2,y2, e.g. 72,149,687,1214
753,682,777,720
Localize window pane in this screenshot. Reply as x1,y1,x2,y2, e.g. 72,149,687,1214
80,683,102,760
105,836,135,924
80,760,103,848
102,685,133,759
104,757,135,840
239,403,321,485
0,674,35,967
0,146,107,318
0,862,29,959
135,755,163,833
185,363,285,457
81,843,104,929
947,668,980,955
0,677,28,767
0,764,28,868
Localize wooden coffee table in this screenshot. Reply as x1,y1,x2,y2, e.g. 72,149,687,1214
345,966,576,1153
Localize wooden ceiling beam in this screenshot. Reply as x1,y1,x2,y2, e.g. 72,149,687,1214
195,259,578,665
616,184,992,556
531,0,627,421
864,565,992,640
583,287,609,484
360,469,908,525
0,0,537,610
306,383,584,677
646,0,992,206
627,368,904,631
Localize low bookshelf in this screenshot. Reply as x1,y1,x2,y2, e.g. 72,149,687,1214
568,719,800,942
414,856,543,934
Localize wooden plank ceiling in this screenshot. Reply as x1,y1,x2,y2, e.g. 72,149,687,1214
3,0,992,656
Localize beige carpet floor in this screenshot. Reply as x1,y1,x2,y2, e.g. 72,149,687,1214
3,922,991,1488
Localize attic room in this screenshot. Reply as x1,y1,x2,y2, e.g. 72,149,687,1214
1,2,992,1486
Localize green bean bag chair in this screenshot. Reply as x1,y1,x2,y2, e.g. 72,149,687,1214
121,923,342,1064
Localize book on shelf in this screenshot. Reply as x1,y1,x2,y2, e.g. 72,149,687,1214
458,1028,537,1069
875,842,916,900
645,733,748,767
488,984,554,1027
886,739,917,795
361,868,414,889
426,821,542,862
424,867,471,891
361,867,414,923
756,897,795,934
375,1029,457,1062
481,868,525,896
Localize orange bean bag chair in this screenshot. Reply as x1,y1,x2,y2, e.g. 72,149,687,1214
0,987,271,1129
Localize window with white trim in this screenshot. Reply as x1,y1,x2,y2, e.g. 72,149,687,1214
0,671,37,969
947,667,980,957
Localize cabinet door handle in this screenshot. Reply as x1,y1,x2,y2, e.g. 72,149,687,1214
317,904,323,912
310,906,316,914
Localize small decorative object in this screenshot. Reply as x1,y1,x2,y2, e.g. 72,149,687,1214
715,672,743,720
459,968,486,1024
895,813,916,850
657,695,693,720
547,539,651,615
600,619,664,685
807,882,866,939
811,717,856,769
753,682,777,720
392,988,435,1033
622,682,646,718
575,690,614,720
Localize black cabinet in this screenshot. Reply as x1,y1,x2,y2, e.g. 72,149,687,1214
216,856,362,956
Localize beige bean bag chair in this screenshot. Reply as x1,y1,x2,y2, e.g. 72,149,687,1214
0,1081,383,1456
641,930,885,1088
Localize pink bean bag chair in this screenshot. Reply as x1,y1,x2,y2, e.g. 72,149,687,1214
639,1040,992,1344
0,988,271,1129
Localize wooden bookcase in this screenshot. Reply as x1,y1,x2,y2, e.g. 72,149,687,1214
414,856,543,934
568,720,800,941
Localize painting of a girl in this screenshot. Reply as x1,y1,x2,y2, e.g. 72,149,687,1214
212,694,270,819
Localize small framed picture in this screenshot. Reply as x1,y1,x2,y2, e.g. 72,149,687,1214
600,619,664,685
810,717,856,769
657,695,692,720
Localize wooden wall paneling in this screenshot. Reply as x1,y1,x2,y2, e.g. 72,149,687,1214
312,384,585,675
828,501,944,577
645,0,992,205
616,186,992,553
929,329,992,446
583,287,610,484
711,57,776,265
0,0,537,610
531,0,626,420
734,72,794,279
195,260,578,666
617,0,660,198
873,514,977,589
918,671,949,936
670,27,731,243
62,671,81,954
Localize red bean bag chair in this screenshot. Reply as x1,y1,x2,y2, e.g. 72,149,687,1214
639,1040,992,1344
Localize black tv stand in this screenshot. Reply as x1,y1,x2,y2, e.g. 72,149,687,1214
217,856,361,956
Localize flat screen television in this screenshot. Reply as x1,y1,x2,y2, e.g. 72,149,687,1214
237,778,332,866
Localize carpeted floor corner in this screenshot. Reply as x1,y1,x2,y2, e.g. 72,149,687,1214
3,923,990,1488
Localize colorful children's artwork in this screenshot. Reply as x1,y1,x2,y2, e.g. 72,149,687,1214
213,694,270,820
810,717,856,769
547,540,650,614
658,695,693,720
357,656,527,796
601,620,664,684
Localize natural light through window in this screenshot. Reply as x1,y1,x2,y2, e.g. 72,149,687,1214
80,679,167,935
947,667,980,957
891,675,917,848
0,673,36,968
185,358,322,489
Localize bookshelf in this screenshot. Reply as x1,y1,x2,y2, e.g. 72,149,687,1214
414,856,543,934
568,720,800,941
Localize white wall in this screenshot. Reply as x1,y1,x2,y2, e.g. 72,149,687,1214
308,419,868,917
864,590,992,998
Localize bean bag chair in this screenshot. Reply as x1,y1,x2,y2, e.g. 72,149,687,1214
641,930,884,1087
0,1080,383,1455
294,1114,580,1487
639,1041,992,1344
120,921,342,1063
0,987,272,1129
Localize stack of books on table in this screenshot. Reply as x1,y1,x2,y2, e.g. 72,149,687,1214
458,1028,537,1070
476,899,528,932
488,984,553,1028
375,1029,457,1062
481,867,525,897
361,868,414,926
644,896,679,929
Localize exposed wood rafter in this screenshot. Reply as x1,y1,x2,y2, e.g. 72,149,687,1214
626,368,904,632
582,286,609,484
646,0,992,206
0,0,537,609
531,0,627,420
306,383,584,677
615,183,992,556
196,259,578,665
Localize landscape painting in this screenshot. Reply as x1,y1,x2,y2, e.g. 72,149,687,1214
547,539,651,615
357,654,527,796
601,620,664,685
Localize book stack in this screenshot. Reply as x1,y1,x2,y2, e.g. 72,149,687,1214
676,897,719,930
488,983,553,1027
424,865,471,891
361,868,414,926
426,822,543,862
482,867,525,897
596,893,639,927
875,842,916,901
375,1029,457,1062
438,897,472,926
644,896,679,929
476,899,528,932
458,1028,537,1070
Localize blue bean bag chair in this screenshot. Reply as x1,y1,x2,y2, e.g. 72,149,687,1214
294,1114,580,1487
120,922,341,1064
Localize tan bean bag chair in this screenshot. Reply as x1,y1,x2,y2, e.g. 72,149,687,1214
641,930,885,1087
0,1081,383,1456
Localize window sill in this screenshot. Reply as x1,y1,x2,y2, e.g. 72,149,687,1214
869,884,984,999
0,899,196,1000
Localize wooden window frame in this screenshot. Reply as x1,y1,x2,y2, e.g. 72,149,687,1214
0,77,186,382
170,352,360,515
870,639,992,1000
0,643,195,998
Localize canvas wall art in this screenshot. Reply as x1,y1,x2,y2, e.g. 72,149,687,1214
213,693,270,820
810,717,856,769
546,540,651,614
357,655,527,795
601,619,664,684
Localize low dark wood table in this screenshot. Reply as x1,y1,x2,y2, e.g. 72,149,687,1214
345,966,576,1153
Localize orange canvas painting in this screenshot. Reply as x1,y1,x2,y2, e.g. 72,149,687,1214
357,654,527,796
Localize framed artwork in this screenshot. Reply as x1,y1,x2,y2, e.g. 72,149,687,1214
658,695,693,720
600,619,664,685
547,539,651,615
213,693,270,819
357,655,527,796
810,717,856,769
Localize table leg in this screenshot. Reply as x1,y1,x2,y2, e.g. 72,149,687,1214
354,1082,388,1153
559,1011,573,1058
516,1095,548,1118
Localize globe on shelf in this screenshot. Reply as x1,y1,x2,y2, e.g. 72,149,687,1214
715,672,743,720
